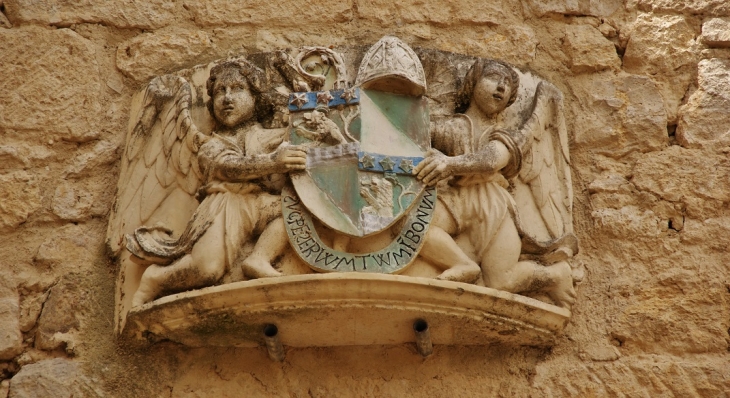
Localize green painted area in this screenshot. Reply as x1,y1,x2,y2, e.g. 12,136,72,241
387,174,419,214
359,90,425,157
310,163,362,229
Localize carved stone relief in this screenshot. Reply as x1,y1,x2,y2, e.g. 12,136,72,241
108,36,580,349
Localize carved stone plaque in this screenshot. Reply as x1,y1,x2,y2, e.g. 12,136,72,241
107,36,580,350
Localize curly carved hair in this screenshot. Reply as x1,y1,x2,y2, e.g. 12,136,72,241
455,58,520,114
206,58,270,124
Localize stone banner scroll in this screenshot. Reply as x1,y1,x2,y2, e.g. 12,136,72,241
282,185,436,273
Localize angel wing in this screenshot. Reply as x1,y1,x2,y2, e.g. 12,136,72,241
512,81,578,258
106,74,206,256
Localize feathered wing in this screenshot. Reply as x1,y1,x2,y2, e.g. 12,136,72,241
513,81,578,258
106,75,206,256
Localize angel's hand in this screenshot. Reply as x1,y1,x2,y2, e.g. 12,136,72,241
414,149,454,186
273,143,307,172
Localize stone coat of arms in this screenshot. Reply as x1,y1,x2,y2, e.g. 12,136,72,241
106,36,580,349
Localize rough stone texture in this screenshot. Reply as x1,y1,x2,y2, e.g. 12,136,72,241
631,0,730,16
533,355,730,396
18,290,48,333
632,146,730,220
116,28,214,83
34,224,97,269
570,73,667,153
1,0,730,396
357,0,521,26
428,25,539,65
701,18,730,48
677,59,730,149
34,274,84,351
51,181,95,222
0,171,42,232
0,26,101,142
623,14,701,123
7,358,95,398
184,0,354,26
0,138,55,171
527,0,623,17
562,24,621,73
0,279,22,361
3,0,176,29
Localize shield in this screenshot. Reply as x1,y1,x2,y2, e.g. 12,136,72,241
288,87,430,237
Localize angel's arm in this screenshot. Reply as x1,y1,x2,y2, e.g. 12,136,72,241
418,82,557,185
200,139,306,182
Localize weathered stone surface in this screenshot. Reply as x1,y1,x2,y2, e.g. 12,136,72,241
632,146,730,220
527,0,623,17
18,290,48,333
428,25,538,65
63,140,120,179
608,281,729,354
358,0,521,26
0,171,42,232
632,0,730,16
571,73,667,153
0,279,22,361
7,358,94,398
0,0,11,28
677,59,730,148
35,274,84,351
116,29,214,83
51,181,94,222
184,0,353,26
563,24,620,73
0,139,55,171
701,18,730,47
532,355,730,396
34,224,96,268
592,206,662,238
681,216,730,251
0,27,101,142
3,0,176,29
623,14,701,122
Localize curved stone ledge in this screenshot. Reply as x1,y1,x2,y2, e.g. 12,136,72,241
121,274,570,348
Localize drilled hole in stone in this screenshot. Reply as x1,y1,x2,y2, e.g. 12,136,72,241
413,319,428,333
263,324,278,337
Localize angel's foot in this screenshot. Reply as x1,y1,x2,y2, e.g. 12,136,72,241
131,282,159,308
242,256,283,279
546,261,576,310
435,261,480,283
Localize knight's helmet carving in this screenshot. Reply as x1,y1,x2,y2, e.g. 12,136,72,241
355,36,427,96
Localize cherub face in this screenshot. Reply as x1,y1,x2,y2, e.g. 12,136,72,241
472,68,513,117
212,72,256,128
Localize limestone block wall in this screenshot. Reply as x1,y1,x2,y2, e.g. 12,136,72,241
0,0,729,396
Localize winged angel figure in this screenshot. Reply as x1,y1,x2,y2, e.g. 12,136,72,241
414,59,578,308
107,58,307,309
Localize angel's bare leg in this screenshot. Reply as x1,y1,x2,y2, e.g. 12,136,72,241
480,216,576,309
241,218,285,279
132,212,228,307
418,202,480,283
